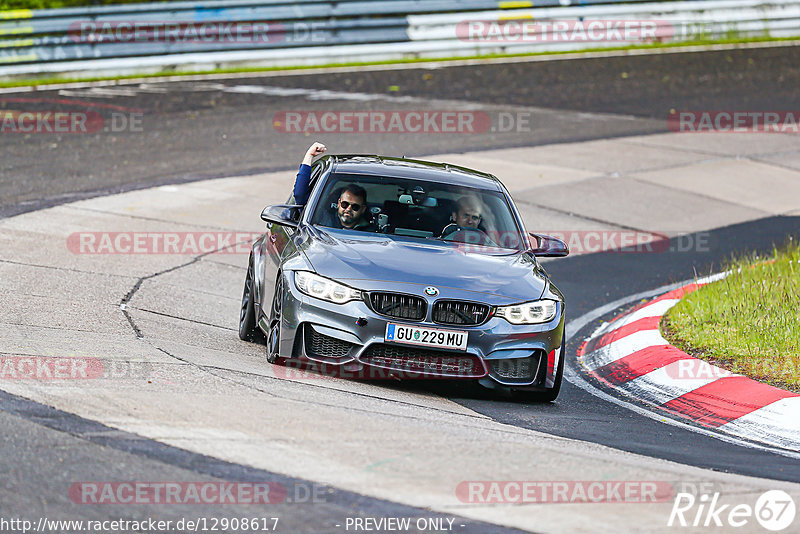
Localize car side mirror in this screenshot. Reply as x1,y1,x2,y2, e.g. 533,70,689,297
261,204,303,229
529,233,569,257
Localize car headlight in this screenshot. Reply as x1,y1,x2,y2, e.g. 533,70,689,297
495,299,558,325
294,271,362,304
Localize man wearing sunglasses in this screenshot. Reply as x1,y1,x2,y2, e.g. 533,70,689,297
334,184,374,231
293,143,374,231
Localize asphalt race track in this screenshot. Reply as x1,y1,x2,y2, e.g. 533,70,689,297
453,216,800,479
1,44,799,533
3,44,800,219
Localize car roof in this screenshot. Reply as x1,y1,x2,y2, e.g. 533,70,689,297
323,155,504,192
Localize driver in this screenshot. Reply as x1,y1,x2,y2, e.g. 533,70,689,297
291,143,374,231
451,195,484,229
333,184,375,231
440,195,497,246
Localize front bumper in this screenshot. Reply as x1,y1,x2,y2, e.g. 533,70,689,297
261,272,565,390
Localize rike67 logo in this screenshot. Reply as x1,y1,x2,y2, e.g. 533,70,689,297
668,490,796,531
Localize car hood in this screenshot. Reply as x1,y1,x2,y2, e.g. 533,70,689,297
298,227,546,301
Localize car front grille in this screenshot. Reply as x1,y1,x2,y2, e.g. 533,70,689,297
304,326,357,360
368,292,426,321
488,354,541,383
360,344,485,378
432,300,491,326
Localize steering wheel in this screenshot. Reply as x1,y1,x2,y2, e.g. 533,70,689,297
440,224,496,246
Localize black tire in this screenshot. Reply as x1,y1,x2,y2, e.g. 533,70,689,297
238,255,266,343
266,275,286,365
512,335,565,403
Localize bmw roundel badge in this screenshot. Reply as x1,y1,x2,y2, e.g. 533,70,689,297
424,286,439,296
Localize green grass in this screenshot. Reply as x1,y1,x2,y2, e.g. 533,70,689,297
662,238,800,392
2,34,799,89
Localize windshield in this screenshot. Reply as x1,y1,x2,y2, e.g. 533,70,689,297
309,172,526,251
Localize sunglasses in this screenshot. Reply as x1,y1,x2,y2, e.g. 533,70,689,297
339,200,363,211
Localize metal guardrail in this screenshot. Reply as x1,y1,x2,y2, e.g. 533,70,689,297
1,0,666,64
409,0,800,53
0,0,797,77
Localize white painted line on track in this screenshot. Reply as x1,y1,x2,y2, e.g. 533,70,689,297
582,330,669,370
576,268,800,453
565,279,688,341
610,299,679,330
564,276,800,460
720,397,800,450
622,361,730,405
565,363,800,460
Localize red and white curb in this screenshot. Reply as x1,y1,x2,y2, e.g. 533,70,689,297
578,273,800,452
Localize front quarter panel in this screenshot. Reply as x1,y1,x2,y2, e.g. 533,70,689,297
251,235,268,316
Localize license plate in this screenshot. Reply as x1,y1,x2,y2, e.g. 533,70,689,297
385,323,468,351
